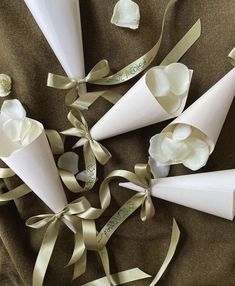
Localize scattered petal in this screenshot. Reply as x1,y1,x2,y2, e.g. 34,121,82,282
1,99,26,120
76,170,89,182
0,74,12,97
172,124,192,141
111,0,140,30
182,137,210,170
148,156,170,178
164,63,190,96
58,152,79,174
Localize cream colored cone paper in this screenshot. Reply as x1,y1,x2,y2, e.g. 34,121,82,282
120,169,235,220
74,67,193,147
165,68,235,152
24,0,85,84
0,125,68,214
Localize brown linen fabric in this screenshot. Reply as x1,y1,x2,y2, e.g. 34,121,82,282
0,0,235,285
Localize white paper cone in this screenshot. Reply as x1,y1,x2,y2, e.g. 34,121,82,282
1,129,68,214
74,67,193,147
24,0,86,90
120,169,235,220
165,68,235,152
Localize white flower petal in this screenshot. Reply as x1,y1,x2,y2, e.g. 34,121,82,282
147,68,170,98
21,119,42,146
172,124,192,141
76,170,89,182
148,156,170,178
156,91,182,114
164,63,190,96
149,133,168,163
2,119,23,143
1,99,26,120
111,0,140,30
58,152,79,174
182,137,210,171
161,135,191,162
0,74,12,97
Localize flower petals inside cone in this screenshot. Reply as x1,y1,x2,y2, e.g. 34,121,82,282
111,0,140,30
149,123,211,171
1,99,42,146
146,63,191,114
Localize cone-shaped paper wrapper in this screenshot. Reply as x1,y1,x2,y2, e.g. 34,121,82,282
165,68,235,152
1,128,68,214
74,67,193,147
24,0,85,83
120,169,235,220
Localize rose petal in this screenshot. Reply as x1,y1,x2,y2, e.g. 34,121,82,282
149,133,167,162
172,124,192,141
21,119,42,146
0,74,12,97
147,68,170,98
156,91,182,114
2,119,23,143
164,63,190,96
148,156,170,178
111,0,140,30
161,135,191,162
58,152,79,174
182,137,210,171
1,99,26,120
76,170,89,182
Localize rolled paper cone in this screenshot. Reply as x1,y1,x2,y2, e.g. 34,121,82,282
119,169,235,220
73,67,193,148
24,0,86,93
164,68,235,152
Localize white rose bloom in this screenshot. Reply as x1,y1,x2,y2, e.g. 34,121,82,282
0,74,12,97
149,124,210,171
111,0,140,30
1,99,42,146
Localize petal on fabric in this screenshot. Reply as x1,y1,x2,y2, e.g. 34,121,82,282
172,124,192,141
182,137,210,171
58,152,79,174
148,156,170,178
1,99,26,120
164,63,190,96
111,0,140,30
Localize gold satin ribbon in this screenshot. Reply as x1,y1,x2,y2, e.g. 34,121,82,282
26,196,100,286
48,60,122,109
0,167,32,201
61,109,111,192
45,129,64,155
228,47,235,66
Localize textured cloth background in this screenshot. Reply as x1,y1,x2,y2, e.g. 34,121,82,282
0,0,235,285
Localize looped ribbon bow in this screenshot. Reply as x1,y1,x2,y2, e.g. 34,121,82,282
60,109,111,192
47,60,121,109
228,47,235,66
26,196,103,286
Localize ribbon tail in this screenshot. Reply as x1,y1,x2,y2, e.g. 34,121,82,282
90,140,112,165
0,183,32,202
0,167,15,178
160,19,201,65
149,219,180,286
45,129,64,155
32,220,60,286
81,268,151,286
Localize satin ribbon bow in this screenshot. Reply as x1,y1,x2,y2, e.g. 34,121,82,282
228,47,235,66
26,196,101,286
